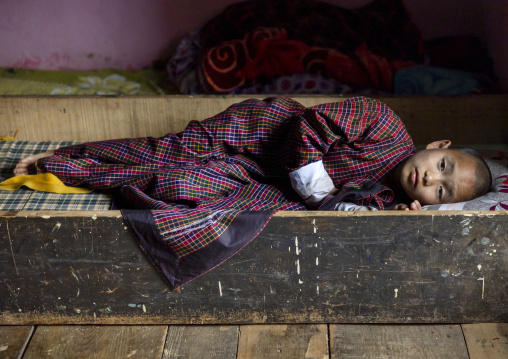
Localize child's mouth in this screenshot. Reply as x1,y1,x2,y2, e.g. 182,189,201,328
412,169,419,188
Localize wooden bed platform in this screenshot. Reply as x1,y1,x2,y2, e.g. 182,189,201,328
1,95,507,358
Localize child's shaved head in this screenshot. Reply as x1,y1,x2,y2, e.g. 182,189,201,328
455,148,492,198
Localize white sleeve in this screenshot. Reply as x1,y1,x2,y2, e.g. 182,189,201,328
334,202,379,211
288,160,335,205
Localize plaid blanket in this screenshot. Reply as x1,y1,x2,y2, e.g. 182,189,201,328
37,96,415,289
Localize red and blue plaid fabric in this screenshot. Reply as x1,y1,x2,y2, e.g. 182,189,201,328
38,97,414,261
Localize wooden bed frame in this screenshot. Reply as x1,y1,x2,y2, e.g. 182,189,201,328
1,95,507,325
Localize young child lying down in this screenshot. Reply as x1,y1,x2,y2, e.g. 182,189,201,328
14,96,491,212
10,96,494,289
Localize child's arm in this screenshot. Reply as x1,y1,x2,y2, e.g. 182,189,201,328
284,97,414,173
289,162,390,211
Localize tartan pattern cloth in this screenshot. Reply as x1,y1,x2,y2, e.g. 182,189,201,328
0,190,33,211
37,96,414,257
0,141,112,211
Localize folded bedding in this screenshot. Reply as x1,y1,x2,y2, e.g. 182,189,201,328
167,0,497,95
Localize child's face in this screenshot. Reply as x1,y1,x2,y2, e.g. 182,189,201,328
398,147,476,205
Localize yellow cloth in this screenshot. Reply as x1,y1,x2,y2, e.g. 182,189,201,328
0,173,92,194
0,130,18,141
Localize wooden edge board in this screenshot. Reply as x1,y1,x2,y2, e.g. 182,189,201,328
1,209,507,324
1,210,507,218
1,95,507,143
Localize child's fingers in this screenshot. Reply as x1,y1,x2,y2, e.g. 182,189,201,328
14,162,29,175
410,200,422,210
392,203,408,210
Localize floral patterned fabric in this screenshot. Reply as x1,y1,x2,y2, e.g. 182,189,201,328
167,0,498,96
51,74,142,95
0,67,171,95
168,0,424,95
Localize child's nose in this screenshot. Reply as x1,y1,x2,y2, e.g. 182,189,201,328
423,171,435,185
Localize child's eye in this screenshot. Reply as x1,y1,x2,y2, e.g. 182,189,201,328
438,186,443,200
440,159,445,171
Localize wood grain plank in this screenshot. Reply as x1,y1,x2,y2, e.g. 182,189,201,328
1,95,506,144
23,325,167,359
0,326,34,359
163,325,238,359
237,324,328,359
329,324,469,358
462,323,508,359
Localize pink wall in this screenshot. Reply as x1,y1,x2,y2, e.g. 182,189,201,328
0,0,242,70
0,0,507,90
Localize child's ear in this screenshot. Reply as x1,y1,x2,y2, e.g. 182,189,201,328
426,140,451,149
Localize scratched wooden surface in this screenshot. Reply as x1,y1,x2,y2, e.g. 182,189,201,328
22,325,167,359
0,326,33,358
163,325,239,358
237,324,329,358
1,211,507,325
462,323,508,359
2,324,507,358
329,324,470,358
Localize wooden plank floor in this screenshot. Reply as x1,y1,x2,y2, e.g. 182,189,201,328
0,324,506,358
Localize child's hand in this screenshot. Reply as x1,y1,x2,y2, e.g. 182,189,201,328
392,203,409,210
14,150,54,176
408,200,422,210
392,200,422,211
